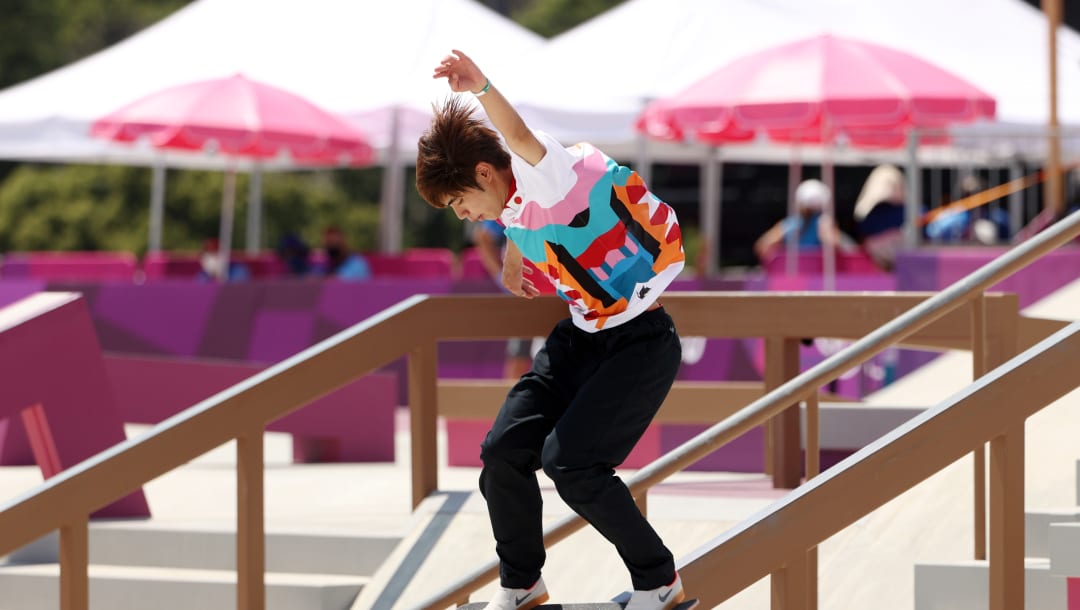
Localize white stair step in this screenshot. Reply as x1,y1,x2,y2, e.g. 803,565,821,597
4,523,400,577
1049,522,1080,576
1027,508,1080,558
0,563,366,610
914,558,1064,610
807,402,924,450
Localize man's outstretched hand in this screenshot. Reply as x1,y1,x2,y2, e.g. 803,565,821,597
433,49,487,94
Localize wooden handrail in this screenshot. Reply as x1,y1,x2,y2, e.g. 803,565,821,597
438,380,853,422
0,291,1017,554
679,321,1080,604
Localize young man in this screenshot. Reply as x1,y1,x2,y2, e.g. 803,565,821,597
416,49,687,610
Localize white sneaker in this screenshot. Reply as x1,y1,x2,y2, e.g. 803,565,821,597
623,573,685,610
483,577,549,610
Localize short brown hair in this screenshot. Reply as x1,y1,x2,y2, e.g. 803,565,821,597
415,96,511,208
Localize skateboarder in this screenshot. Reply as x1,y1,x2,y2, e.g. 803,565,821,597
415,50,688,610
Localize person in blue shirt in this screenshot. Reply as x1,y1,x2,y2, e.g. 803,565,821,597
319,226,371,281
754,178,844,265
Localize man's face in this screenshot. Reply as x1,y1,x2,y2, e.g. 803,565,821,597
445,187,504,223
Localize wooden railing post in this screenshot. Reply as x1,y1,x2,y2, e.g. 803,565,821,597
805,393,820,482
410,340,439,509
971,296,988,560
60,517,89,610
765,337,801,488
771,554,811,610
989,423,1025,610
634,493,648,518
237,425,265,610
804,392,820,610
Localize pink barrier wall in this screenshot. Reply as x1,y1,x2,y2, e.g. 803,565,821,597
0,294,149,518
104,355,397,463
1,252,138,282
762,249,887,276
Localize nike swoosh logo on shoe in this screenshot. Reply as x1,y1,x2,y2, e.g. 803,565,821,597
515,594,531,606
659,589,672,602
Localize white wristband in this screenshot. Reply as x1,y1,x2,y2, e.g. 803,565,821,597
474,79,491,97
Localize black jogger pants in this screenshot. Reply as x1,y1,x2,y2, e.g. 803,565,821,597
478,306,682,591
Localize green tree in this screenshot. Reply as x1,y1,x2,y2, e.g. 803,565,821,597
0,164,149,252
0,163,386,255
511,0,624,37
0,0,189,90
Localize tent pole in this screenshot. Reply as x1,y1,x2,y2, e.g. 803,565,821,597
379,106,405,254
1043,0,1064,215
246,164,263,255
822,141,836,291
1008,160,1025,238
635,126,652,186
701,146,721,277
903,129,922,248
786,145,803,276
148,162,166,252
218,168,237,282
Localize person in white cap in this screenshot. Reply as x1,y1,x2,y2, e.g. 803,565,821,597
753,178,844,265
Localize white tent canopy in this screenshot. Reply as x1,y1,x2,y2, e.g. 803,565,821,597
504,0,1080,159
0,0,544,252
0,0,543,164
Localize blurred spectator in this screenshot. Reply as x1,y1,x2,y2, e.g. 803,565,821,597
854,165,907,271
319,226,371,281
276,232,312,276
197,237,250,282
924,204,971,243
754,178,845,264
471,219,507,279
953,175,1009,245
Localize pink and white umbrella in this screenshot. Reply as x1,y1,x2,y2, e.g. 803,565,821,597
636,34,996,283
91,73,373,166
638,33,996,148
91,73,374,279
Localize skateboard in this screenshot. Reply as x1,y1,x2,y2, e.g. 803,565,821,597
611,591,699,610
457,597,699,609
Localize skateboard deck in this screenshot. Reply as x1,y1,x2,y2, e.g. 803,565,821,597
457,598,699,610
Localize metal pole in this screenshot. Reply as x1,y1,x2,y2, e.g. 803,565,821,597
1043,0,1064,215
635,127,653,187
379,106,405,253
701,146,721,277
904,129,922,248
245,165,263,255
786,147,803,276
148,163,166,252
822,143,836,291
218,168,237,283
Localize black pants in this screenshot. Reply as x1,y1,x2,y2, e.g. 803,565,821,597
479,307,682,590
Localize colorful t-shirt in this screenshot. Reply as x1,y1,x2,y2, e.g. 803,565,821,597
499,130,685,332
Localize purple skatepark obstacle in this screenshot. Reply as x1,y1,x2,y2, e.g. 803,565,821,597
0,293,149,518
